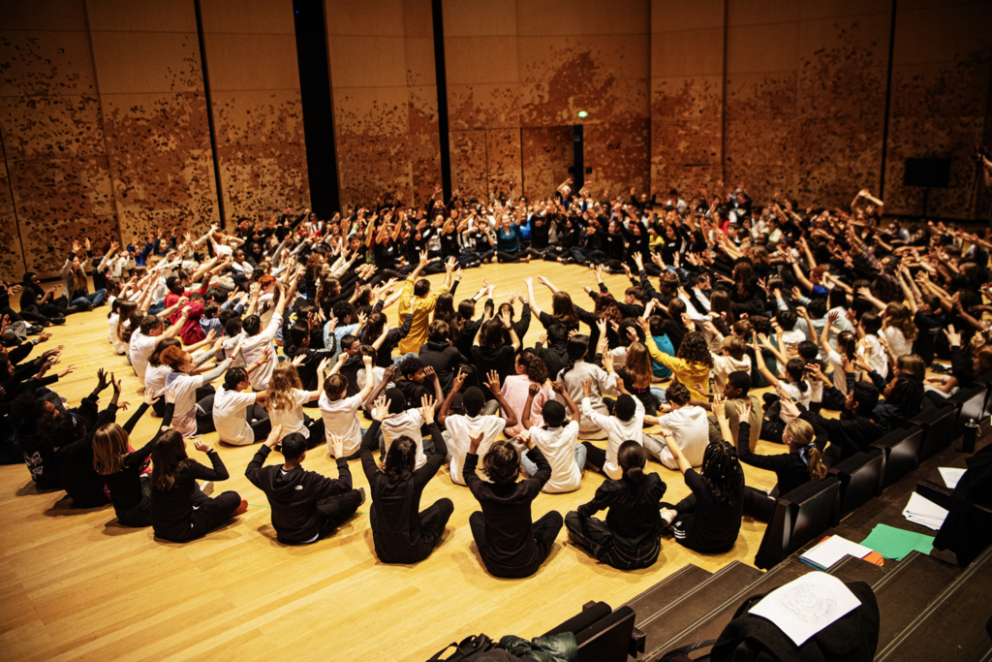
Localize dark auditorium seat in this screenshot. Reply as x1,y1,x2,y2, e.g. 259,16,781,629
755,476,841,570
542,602,639,662
944,386,986,449
872,425,925,487
829,449,883,518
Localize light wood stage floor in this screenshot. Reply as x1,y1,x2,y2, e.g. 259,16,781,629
0,262,785,662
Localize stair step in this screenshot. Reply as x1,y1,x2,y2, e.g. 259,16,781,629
872,551,971,657
652,559,811,657
632,561,761,660
826,554,888,586
622,563,712,627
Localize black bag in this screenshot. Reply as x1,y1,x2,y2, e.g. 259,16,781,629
427,634,495,662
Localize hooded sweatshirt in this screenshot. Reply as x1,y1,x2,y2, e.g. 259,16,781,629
245,446,353,544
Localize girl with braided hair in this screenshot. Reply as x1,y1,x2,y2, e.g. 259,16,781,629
660,433,744,554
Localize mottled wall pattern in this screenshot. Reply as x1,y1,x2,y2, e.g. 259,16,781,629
883,1,992,218
0,1,119,280
3,1,992,283
201,0,311,223
325,0,441,210
88,0,220,243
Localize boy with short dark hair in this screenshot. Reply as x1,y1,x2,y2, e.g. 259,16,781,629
245,425,364,545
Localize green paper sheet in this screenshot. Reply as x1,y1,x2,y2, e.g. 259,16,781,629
860,523,935,561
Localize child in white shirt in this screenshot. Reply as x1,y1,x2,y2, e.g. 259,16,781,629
519,381,584,493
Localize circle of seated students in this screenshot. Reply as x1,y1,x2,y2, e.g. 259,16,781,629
3,182,990,578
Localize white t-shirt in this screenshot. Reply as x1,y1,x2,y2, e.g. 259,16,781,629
780,381,812,423
654,406,710,470
269,389,312,437
860,334,888,377
374,409,426,469
223,331,247,367
711,353,751,390
242,313,282,390
581,396,644,480
213,386,258,446
319,392,364,457
780,329,806,357
443,413,507,485
144,364,171,402
883,326,912,360
129,331,158,383
530,421,581,493
827,348,848,394
108,314,127,355
164,372,206,438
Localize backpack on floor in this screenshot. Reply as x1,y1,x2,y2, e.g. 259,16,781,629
426,634,495,661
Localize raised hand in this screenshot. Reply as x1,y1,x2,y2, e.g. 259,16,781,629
328,433,345,458
419,394,436,425
485,369,501,395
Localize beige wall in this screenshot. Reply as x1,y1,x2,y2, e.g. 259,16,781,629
324,0,441,211
884,0,992,218
0,0,118,279
86,0,220,245
200,0,311,224
3,0,992,281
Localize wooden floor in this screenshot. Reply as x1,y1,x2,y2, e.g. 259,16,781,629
0,262,783,662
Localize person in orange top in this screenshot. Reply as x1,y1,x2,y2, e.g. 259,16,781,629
397,251,455,355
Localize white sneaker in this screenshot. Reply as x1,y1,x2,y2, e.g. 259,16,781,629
200,481,213,496
660,508,678,527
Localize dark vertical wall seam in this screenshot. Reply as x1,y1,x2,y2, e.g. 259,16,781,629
294,0,339,215
879,0,898,201
193,0,227,227
432,0,452,199
82,1,124,246
0,128,27,278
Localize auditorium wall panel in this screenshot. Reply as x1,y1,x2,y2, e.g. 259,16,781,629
651,0,725,198
883,0,992,218
0,0,118,279
201,0,310,224
86,0,220,242
325,0,441,210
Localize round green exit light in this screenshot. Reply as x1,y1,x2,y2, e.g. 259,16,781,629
577,110,588,118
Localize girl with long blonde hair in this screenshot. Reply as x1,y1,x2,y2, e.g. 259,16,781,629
266,358,330,445
734,400,827,522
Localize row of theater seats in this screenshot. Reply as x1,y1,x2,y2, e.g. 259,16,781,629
754,372,992,570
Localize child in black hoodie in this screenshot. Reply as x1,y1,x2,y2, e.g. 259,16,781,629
245,424,364,545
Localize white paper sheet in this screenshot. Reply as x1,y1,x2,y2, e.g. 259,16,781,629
749,572,862,646
800,536,872,570
938,467,967,489
902,492,949,531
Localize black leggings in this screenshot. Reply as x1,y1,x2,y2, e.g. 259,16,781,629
156,485,241,542
742,486,778,522
582,442,606,472
469,510,563,578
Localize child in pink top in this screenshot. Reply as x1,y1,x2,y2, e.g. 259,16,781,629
501,350,549,437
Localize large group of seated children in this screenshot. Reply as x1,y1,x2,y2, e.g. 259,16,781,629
2,178,992,578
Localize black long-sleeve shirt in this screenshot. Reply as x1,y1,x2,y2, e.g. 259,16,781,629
361,420,447,563
577,473,666,549
464,446,551,577
736,422,817,497
246,446,353,544
58,400,120,508
102,403,153,513
150,450,230,541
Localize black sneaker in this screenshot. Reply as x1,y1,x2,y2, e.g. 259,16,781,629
357,486,366,507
